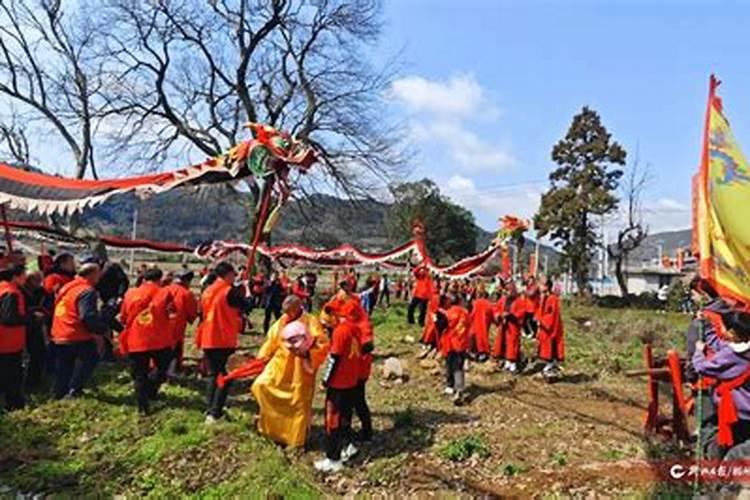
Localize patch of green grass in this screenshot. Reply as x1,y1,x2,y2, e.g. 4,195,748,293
551,451,568,467
501,462,528,477
438,433,491,462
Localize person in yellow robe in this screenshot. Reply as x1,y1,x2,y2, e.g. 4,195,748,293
251,295,330,448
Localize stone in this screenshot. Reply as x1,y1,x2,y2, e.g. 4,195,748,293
381,357,404,380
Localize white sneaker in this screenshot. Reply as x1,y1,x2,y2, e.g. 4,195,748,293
204,415,217,425
503,361,512,371
314,458,344,473
444,387,455,395
341,443,359,462
507,362,518,374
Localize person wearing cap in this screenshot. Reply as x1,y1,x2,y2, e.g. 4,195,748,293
251,295,329,448
118,267,174,416
50,262,118,399
0,264,28,410
165,269,198,374
315,300,362,473
195,261,252,423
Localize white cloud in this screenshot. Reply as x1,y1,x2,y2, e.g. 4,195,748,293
427,122,515,171
390,74,485,117
391,74,515,177
443,174,543,230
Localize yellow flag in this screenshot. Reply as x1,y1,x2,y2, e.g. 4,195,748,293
694,75,750,304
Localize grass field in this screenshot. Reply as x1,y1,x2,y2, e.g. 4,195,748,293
0,301,696,498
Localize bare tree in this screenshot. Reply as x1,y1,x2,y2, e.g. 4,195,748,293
95,0,406,197
607,157,649,297
0,112,31,165
0,0,102,178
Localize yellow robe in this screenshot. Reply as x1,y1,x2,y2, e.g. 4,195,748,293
251,313,330,447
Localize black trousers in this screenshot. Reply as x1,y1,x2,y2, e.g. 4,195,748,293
0,351,24,411
205,348,234,418
128,348,172,414
263,305,281,334
378,288,390,307
325,386,356,460
25,319,47,390
407,297,428,326
53,340,99,399
352,379,373,441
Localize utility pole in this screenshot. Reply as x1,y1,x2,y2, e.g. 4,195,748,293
129,204,139,277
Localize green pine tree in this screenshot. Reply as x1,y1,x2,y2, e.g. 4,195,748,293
534,107,626,295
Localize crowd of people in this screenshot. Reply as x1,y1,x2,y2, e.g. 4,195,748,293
9,242,750,482
407,265,566,404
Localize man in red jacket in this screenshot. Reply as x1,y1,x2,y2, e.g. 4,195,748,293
119,268,174,416
439,293,470,405
537,278,565,378
408,265,433,326
0,264,28,411
468,290,493,362
196,262,252,423
316,300,361,473
493,282,527,375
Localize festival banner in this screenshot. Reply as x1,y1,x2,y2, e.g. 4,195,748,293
694,75,750,305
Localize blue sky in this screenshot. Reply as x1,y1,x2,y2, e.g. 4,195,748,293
380,0,750,233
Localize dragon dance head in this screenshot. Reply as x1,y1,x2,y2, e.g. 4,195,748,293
494,215,530,249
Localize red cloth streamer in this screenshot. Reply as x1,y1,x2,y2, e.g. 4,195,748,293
716,365,750,447
216,357,268,388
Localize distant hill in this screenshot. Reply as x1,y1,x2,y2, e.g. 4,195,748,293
628,228,692,264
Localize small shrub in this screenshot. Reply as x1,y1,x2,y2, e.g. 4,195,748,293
551,451,567,467
501,462,528,477
438,434,491,462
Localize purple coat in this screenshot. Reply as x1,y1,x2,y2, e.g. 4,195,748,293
693,342,750,421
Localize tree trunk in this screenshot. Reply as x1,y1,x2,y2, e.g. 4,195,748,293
614,256,628,298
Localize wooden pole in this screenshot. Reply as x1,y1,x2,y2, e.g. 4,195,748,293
1,204,13,252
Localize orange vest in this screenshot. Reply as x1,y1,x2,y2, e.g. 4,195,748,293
119,282,173,354
0,282,26,353
51,277,95,344
166,283,198,345
196,279,241,350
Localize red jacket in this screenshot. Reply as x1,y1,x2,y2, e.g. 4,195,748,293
441,305,470,355
119,282,174,354
43,272,73,296
412,268,433,301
